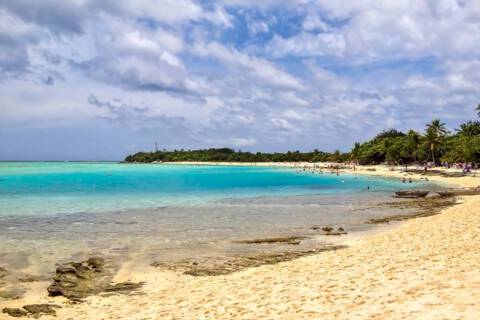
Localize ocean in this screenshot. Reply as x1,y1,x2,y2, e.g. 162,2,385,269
0,162,420,216
0,162,429,279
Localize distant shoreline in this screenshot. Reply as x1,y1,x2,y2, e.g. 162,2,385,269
141,161,478,186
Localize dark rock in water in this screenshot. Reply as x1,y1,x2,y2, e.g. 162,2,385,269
366,197,458,224
152,245,348,277
23,304,61,318
2,308,28,318
394,190,430,198
47,257,142,300
234,236,307,245
311,226,347,235
2,304,61,318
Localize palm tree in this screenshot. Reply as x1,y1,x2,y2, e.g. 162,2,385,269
457,121,480,138
425,119,448,166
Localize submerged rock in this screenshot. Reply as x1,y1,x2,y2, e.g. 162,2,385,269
2,308,28,318
311,226,347,235
47,257,142,301
366,197,458,224
394,190,430,198
2,304,61,318
234,236,307,245
23,304,61,318
152,245,347,276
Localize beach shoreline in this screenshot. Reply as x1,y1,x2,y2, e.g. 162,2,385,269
1,164,479,319
159,161,478,187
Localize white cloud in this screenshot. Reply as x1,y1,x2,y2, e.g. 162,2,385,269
268,32,346,58
229,137,256,147
1,0,480,159
193,41,304,90
302,13,330,32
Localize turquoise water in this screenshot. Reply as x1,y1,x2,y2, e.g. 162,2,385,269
0,162,432,284
0,162,419,216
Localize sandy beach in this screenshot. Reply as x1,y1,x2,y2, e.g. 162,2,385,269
1,164,479,319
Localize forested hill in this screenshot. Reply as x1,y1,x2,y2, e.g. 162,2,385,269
125,117,480,165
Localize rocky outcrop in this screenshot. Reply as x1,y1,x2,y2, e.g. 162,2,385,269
47,257,112,300
2,307,28,318
234,236,307,245
2,304,61,318
395,190,430,198
152,245,347,276
47,257,142,301
366,197,458,224
312,226,347,235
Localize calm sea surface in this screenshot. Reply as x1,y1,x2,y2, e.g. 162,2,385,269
0,162,421,216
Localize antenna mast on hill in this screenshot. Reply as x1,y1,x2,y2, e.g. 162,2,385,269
155,141,158,152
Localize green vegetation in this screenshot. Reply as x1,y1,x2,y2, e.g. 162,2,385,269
125,148,350,163
125,107,480,166
349,119,480,165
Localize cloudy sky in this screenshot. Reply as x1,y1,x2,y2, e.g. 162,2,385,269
1,0,479,160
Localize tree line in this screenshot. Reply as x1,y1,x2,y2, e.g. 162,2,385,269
125,148,350,163
125,106,480,166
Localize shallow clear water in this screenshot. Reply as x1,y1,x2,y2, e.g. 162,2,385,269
0,162,431,288
0,162,422,216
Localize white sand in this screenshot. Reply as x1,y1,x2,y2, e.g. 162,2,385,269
1,164,479,319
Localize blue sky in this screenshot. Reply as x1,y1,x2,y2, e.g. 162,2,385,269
1,0,480,160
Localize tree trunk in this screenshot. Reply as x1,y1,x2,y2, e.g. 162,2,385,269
431,143,435,167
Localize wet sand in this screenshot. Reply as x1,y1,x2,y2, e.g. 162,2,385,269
1,165,479,319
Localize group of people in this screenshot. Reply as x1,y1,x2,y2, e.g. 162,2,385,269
440,161,476,173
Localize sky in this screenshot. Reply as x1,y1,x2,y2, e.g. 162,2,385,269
1,0,480,161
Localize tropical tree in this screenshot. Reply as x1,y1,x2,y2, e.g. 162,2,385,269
457,121,480,137
403,130,422,165
476,104,480,118
425,120,448,166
